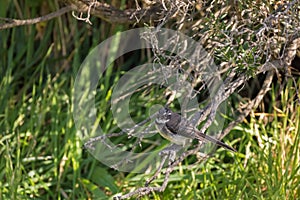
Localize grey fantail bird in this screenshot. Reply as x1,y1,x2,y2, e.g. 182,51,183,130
155,107,236,152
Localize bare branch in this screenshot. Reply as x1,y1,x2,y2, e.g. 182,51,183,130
219,70,274,140
0,1,163,30
65,0,162,24
0,6,72,30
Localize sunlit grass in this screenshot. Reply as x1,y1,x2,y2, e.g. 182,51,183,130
114,79,300,200
0,1,299,200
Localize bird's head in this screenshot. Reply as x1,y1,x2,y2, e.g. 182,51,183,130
155,107,172,124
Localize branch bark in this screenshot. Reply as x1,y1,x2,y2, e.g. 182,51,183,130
66,0,162,24
0,6,72,30
0,0,162,30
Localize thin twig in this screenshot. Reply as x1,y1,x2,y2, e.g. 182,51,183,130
115,144,204,199
72,0,96,25
219,71,274,140
144,154,168,186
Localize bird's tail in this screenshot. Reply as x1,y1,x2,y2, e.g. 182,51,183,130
195,131,236,152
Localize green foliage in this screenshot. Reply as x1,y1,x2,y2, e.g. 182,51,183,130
117,79,300,200
0,1,299,200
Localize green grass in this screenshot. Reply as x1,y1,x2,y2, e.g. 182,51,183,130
1,1,300,200
116,79,300,200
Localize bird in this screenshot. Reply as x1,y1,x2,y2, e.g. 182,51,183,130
155,107,236,152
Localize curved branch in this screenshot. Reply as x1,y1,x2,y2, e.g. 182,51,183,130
0,1,162,30
0,6,72,30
